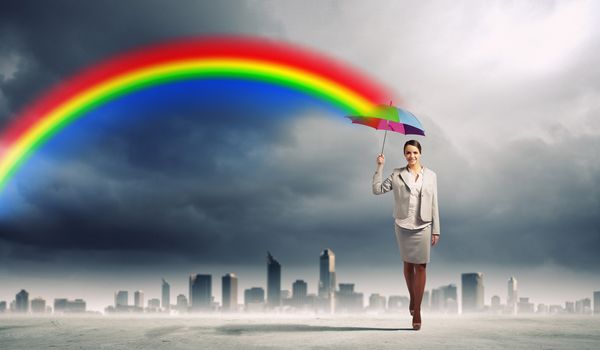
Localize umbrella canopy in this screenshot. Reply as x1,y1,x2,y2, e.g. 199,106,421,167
346,104,425,154
347,105,425,136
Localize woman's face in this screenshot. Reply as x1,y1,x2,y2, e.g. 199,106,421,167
404,145,421,166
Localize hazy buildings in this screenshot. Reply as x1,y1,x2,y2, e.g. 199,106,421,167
292,280,308,308
222,273,238,312
15,289,29,313
368,294,386,313
114,291,128,308
30,298,46,313
491,295,501,312
134,290,144,309
54,298,86,313
148,298,161,311
161,278,170,312
462,273,484,313
0,301,6,312
245,287,265,312
508,277,518,314
594,291,600,314
518,297,535,313
189,274,212,311
176,294,188,313
388,295,409,312
266,252,281,309
336,283,363,313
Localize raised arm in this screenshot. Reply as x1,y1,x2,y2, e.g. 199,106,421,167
372,154,393,195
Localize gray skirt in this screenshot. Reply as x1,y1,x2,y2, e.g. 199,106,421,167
394,223,432,264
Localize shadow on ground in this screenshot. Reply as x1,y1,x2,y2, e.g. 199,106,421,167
216,324,414,334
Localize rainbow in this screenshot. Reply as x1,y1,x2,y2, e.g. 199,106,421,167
0,36,393,191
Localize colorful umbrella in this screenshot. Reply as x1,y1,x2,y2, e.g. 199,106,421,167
347,104,425,154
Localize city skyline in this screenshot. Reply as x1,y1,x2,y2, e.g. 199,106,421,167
1,249,598,314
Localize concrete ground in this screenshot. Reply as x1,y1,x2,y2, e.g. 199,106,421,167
1,314,599,349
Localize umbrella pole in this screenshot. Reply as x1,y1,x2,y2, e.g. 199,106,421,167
381,126,388,155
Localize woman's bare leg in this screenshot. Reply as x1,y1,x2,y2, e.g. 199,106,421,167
403,261,415,314
413,263,427,328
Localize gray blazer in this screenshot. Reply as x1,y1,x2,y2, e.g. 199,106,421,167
373,165,440,235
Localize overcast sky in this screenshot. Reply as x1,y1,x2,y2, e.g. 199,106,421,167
1,0,599,309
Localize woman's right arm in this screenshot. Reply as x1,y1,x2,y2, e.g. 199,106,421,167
372,154,393,195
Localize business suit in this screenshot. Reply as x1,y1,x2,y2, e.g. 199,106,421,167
373,165,440,263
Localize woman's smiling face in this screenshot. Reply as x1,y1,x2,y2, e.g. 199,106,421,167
404,144,421,166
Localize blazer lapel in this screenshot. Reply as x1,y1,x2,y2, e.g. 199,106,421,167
399,167,411,188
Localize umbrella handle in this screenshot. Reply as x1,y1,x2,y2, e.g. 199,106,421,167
381,123,388,155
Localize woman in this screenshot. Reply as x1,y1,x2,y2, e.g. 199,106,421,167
372,140,440,330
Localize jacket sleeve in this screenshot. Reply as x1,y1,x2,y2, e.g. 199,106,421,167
372,166,393,195
432,173,441,235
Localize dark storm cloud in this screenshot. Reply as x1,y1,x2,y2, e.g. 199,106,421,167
0,0,282,125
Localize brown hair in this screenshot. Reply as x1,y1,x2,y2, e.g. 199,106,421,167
403,140,422,153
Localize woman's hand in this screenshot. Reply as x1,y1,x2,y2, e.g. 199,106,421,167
376,154,385,166
431,234,440,246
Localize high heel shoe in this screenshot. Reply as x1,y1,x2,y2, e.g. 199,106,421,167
412,311,421,331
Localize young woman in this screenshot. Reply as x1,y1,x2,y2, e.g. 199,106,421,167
372,140,440,330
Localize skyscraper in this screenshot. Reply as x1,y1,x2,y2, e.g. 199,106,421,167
508,276,518,314
222,273,238,312
462,272,484,313
292,280,308,308
189,274,212,311
267,251,281,308
134,290,144,309
162,278,170,312
594,291,600,314
15,289,29,313
319,249,336,298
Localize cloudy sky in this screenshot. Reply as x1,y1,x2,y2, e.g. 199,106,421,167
1,0,599,310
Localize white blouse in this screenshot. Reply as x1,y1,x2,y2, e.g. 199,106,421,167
395,166,432,230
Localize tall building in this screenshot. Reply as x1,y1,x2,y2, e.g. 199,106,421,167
162,278,170,312
292,280,308,308
189,274,212,311
222,273,238,312
15,289,29,313
134,290,144,309
594,291,600,314
115,290,128,307
30,298,46,313
508,277,518,314
0,301,6,312
319,249,336,298
267,252,281,308
462,272,484,313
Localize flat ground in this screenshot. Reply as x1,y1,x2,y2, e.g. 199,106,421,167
1,314,599,349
